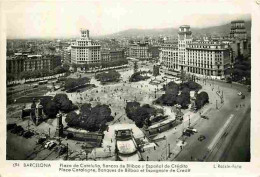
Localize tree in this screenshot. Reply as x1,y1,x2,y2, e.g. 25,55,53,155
125,102,158,128
180,69,187,83
62,63,70,72
65,104,113,132
95,70,121,84
126,101,141,119
40,68,50,77
54,66,65,74
64,77,90,91
20,71,32,80
7,73,16,81
80,103,92,117
195,92,209,109
65,111,80,127
53,94,74,113
176,93,190,109
129,72,149,82
44,100,59,118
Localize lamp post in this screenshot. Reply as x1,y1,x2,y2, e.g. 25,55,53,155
165,136,167,160
168,143,171,158
188,115,191,128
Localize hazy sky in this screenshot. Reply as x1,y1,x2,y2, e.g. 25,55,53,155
2,0,251,39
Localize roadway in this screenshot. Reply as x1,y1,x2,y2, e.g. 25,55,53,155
174,79,250,162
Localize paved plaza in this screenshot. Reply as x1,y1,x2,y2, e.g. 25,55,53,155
6,61,251,161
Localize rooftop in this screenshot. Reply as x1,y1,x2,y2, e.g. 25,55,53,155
231,20,245,23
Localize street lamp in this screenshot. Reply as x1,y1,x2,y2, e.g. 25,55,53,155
168,143,171,158
188,115,191,128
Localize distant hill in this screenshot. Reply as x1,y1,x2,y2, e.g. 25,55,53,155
101,21,251,38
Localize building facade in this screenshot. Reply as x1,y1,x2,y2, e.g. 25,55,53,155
101,50,110,62
71,29,101,65
61,47,71,64
186,41,231,76
101,49,125,63
229,20,250,60
129,42,150,60
7,54,61,75
110,49,125,61
230,20,247,40
159,25,232,77
159,42,178,70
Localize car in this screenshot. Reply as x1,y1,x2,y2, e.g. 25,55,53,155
7,123,17,131
23,131,34,138
48,141,57,150
182,130,191,137
237,92,242,96
198,135,206,141
11,126,24,135
247,85,251,92
44,141,51,148
58,146,68,155
18,130,25,136
201,115,209,120
37,137,47,144
186,127,198,133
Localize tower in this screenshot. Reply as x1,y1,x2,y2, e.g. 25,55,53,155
178,25,192,71
230,20,249,58
36,103,43,126
30,99,37,123
80,29,90,39
230,20,247,40
55,113,63,137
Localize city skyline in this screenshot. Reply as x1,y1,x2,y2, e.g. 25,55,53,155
3,0,251,39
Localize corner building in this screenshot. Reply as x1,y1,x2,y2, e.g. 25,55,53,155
71,29,101,65
186,41,231,76
160,25,232,77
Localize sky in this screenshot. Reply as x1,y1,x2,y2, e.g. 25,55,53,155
2,0,252,39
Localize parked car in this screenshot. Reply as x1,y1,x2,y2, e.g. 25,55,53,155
48,141,57,150
198,135,206,141
58,146,68,155
183,130,191,137
186,127,198,133
201,115,209,120
44,141,51,149
18,130,25,136
23,131,34,139
37,137,47,144
7,123,17,131
11,125,24,134
247,85,251,92
237,92,242,96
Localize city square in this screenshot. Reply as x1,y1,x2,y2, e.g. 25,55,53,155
4,1,251,163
